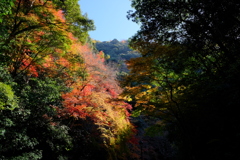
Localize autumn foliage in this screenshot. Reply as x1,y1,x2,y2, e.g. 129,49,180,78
58,43,135,157
0,0,135,159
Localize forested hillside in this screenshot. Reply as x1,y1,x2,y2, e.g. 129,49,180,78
0,1,135,159
95,39,139,62
94,39,140,77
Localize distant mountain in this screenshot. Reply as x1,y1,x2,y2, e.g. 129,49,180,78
94,39,140,76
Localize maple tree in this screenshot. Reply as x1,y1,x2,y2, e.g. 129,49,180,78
0,0,86,159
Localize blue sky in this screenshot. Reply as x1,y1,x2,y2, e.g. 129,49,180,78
79,0,140,41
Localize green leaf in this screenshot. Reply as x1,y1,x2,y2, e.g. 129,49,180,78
0,82,18,110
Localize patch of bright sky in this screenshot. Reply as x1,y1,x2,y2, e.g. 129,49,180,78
79,0,140,42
